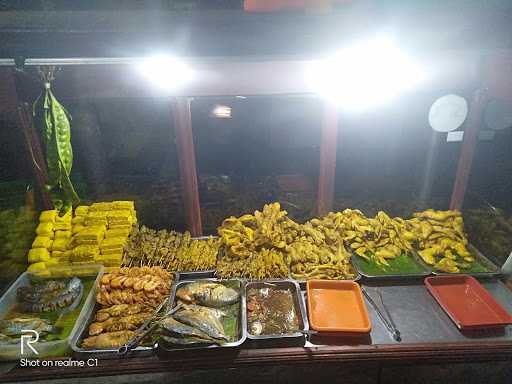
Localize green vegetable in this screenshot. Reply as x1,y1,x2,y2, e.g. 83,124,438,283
356,253,426,275
33,69,79,214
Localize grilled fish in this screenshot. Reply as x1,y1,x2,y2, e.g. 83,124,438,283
0,317,57,336
176,282,239,308
173,308,228,341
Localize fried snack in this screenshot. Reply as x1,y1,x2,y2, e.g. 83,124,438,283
95,304,147,322
408,209,473,273
81,330,134,349
88,312,152,335
216,248,289,280
122,226,219,271
96,266,172,307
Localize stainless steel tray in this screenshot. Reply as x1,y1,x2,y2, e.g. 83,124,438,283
158,278,247,351
245,280,308,346
430,244,501,278
70,271,178,359
352,250,432,281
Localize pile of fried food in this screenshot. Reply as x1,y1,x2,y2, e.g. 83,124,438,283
343,209,415,267
159,281,240,347
217,203,355,280
123,225,219,271
82,266,173,349
408,209,473,273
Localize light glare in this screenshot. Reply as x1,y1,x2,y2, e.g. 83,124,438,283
137,55,193,91
307,38,425,111
211,105,232,118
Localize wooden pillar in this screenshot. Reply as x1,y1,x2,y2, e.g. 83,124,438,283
172,97,202,236
17,103,52,210
449,88,488,211
317,101,338,216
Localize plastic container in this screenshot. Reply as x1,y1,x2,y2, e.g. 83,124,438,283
306,280,371,334
0,265,102,360
425,275,512,330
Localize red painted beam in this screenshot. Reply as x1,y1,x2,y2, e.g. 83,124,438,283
172,97,202,236
449,88,488,211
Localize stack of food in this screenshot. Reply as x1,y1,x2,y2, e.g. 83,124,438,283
0,207,37,282
408,209,473,273
81,266,173,350
122,225,219,271
26,209,72,275
217,203,298,279
343,210,416,267
69,201,136,267
285,213,355,280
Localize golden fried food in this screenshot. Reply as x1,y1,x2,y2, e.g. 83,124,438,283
123,225,219,271
96,266,172,307
89,312,152,335
408,209,473,273
81,330,135,349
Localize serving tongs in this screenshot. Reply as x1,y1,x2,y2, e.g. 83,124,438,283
361,287,401,342
117,300,181,355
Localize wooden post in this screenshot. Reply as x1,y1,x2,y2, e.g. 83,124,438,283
172,97,202,236
449,88,488,211
17,103,53,210
317,101,338,216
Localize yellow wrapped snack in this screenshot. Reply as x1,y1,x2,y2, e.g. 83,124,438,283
51,251,64,258
39,210,57,223
28,248,50,263
85,218,108,226
72,245,100,259
32,236,53,249
46,258,60,266
112,201,135,210
89,202,112,211
100,237,126,250
54,222,72,231
105,228,131,238
27,262,48,273
75,206,89,216
72,224,85,234
76,226,106,240
36,222,54,237
108,224,132,230
100,247,124,255
72,216,85,225
55,211,72,223
51,238,69,252
55,230,71,239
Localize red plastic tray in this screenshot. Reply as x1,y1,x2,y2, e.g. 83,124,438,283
425,275,512,330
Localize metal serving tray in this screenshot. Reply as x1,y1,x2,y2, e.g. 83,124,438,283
352,251,432,281
70,271,179,359
430,244,501,278
245,280,308,347
158,278,247,351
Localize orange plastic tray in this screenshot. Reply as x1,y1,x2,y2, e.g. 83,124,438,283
306,280,371,333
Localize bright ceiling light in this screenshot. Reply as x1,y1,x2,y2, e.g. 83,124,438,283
211,104,232,118
306,37,425,112
136,55,194,91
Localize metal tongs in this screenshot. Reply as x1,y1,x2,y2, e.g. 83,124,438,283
361,287,401,342
117,300,180,355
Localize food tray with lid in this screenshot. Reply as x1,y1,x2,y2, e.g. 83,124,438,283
245,279,308,347
158,278,246,352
